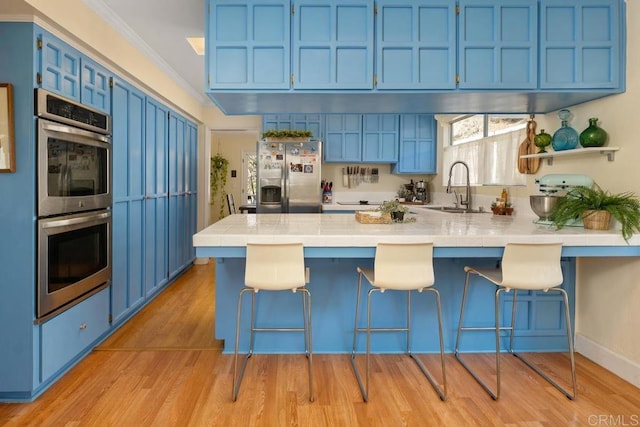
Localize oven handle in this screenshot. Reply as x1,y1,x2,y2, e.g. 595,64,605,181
40,210,111,229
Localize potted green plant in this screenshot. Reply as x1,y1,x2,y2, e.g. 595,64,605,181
210,153,229,219
262,129,313,140
396,186,413,202
551,185,640,241
378,200,410,222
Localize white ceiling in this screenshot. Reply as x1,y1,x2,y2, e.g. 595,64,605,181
84,0,207,104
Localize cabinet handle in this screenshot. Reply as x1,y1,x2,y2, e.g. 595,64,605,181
80,323,87,330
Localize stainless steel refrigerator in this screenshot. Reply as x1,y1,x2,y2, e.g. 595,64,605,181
256,139,322,213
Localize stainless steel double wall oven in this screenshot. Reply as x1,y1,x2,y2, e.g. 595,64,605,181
35,89,112,320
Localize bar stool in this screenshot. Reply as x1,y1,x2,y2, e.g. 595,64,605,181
232,242,313,402
351,242,447,402
454,242,577,400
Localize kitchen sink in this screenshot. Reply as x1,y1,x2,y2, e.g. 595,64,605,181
424,206,485,214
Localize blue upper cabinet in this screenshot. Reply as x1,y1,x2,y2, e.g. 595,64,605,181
263,114,325,140
324,114,362,162
458,0,538,89
393,114,436,174
376,1,456,89
362,114,398,162
37,31,81,101
37,29,112,111
292,0,373,89
80,57,112,113
540,0,622,89
206,0,290,89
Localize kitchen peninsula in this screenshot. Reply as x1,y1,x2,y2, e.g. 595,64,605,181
194,211,640,355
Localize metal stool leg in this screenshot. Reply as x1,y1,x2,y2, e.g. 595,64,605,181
350,271,368,400
232,288,254,401
455,270,510,400
409,288,447,401
352,279,447,401
511,288,577,400
300,288,314,402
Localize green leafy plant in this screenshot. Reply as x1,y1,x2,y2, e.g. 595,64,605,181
262,129,313,139
396,186,413,200
551,185,640,241
210,153,229,219
377,200,416,223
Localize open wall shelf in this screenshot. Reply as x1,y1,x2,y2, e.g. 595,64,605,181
519,147,620,165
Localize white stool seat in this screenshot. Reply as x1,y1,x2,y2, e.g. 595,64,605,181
351,243,446,402
455,242,577,400
232,242,313,402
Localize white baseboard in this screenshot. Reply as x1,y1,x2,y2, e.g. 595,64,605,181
193,257,210,265
576,333,640,389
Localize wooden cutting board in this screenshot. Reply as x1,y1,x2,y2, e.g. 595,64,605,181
517,119,540,174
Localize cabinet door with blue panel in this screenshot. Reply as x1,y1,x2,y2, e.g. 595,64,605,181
168,111,189,278
393,114,436,174
111,78,146,324
376,1,456,89
80,57,111,113
362,114,398,163
262,114,324,140
458,0,538,89
37,31,81,101
144,97,170,298
186,121,199,262
206,0,290,89
293,0,373,89
324,114,362,162
540,0,623,89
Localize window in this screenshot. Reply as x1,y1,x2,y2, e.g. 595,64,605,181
452,115,527,145
242,151,257,204
441,114,529,187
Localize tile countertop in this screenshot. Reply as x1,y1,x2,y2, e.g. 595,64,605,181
193,210,640,249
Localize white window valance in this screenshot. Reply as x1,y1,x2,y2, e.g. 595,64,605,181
442,129,527,187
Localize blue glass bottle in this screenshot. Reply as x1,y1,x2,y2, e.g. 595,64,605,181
552,109,579,151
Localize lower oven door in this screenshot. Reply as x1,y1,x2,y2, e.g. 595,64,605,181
37,209,112,319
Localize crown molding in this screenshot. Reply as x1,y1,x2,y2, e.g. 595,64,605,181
81,0,208,105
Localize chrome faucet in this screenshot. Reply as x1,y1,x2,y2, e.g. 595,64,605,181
446,161,471,211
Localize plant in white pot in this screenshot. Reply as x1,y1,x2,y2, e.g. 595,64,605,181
551,185,640,241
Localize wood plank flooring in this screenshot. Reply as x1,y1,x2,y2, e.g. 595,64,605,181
1,262,639,426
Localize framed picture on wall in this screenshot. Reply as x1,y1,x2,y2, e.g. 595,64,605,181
0,83,16,173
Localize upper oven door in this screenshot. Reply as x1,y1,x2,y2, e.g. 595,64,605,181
38,118,112,217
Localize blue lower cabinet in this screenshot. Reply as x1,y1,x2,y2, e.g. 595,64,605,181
40,288,110,382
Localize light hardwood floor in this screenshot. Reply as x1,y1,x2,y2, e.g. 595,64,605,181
1,262,639,426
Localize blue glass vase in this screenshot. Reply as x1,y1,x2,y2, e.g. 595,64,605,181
552,109,579,151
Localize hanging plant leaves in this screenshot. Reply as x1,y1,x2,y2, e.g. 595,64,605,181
210,153,229,220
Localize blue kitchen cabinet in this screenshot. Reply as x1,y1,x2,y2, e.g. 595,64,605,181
144,97,170,298
206,0,290,89
186,121,199,262
40,288,110,383
292,0,373,89
362,114,398,163
80,56,112,113
111,78,146,324
458,0,538,89
324,114,362,162
262,114,324,140
168,111,195,278
392,114,436,174
37,30,81,101
540,0,623,89
375,1,456,89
